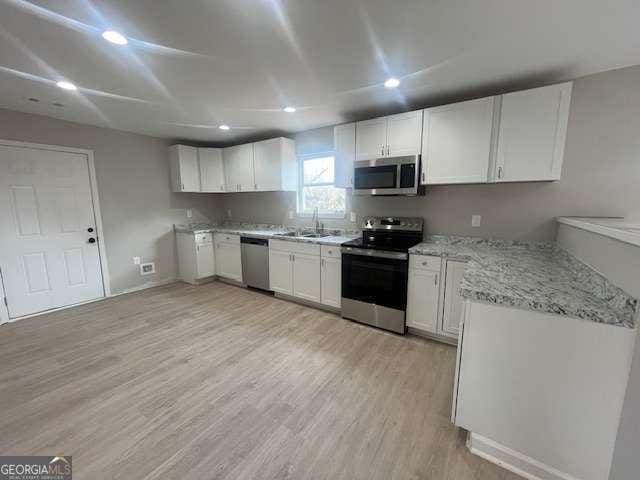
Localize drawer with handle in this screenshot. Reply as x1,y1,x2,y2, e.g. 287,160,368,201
409,254,442,272
321,245,341,258
214,233,241,245
194,232,212,244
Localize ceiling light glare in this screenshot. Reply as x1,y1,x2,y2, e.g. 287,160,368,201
283,106,296,113
102,30,128,45
56,81,77,91
384,77,400,89
218,124,230,131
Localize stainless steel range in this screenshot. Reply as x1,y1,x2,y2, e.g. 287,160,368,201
340,216,424,334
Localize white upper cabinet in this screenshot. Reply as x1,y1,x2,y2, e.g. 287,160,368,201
494,82,572,182
334,123,356,188
385,111,423,157
198,148,225,192
355,110,422,161
169,145,200,192
422,97,497,185
253,137,297,192
355,117,387,160
223,143,254,192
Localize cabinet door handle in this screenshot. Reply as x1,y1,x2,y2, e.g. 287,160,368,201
421,171,425,183
434,274,438,285
381,145,384,156
292,254,295,262
386,144,390,156
497,166,503,179
321,258,325,267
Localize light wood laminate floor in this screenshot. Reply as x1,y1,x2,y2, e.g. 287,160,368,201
0,282,520,479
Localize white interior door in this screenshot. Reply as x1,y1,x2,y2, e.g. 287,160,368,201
0,145,104,318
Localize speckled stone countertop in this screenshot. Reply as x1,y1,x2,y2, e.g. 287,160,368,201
174,223,359,246
409,235,637,328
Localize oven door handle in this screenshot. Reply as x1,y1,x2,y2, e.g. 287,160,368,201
341,247,408,260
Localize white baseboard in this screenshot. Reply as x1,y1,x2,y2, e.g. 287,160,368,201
467,433,581,480
111,277,177,296
1,278,178,326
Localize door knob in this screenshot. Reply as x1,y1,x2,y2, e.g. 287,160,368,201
88,238,96,244
87,227,94,233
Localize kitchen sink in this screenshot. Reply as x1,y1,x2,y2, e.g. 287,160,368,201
301,233,331,238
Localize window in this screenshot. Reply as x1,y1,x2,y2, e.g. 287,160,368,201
298,153,345,217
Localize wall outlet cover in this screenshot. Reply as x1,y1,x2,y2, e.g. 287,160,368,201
472,215,482,227
133,256,141,265
140,262,156,275
350,212,357,222
186,208,193,218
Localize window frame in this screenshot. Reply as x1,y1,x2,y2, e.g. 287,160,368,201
297,151,346,219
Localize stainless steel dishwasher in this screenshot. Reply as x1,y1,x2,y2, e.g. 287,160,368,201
240,237,270,291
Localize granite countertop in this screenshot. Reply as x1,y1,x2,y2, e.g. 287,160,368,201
409,236,637,328
174,223,358,246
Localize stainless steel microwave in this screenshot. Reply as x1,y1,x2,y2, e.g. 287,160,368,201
353,155,423,196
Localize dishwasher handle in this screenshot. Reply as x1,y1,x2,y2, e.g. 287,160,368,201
240,236,268,246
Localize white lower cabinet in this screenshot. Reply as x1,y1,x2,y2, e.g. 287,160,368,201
320,246,341,308
441,260,466,338
269,241,341,308
407,255,468,341
268,249,293,295
176,232,216,284
292,253,321,303
214,234,242,282
407,267,440,333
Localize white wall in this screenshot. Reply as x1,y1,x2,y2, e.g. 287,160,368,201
0,108,222,294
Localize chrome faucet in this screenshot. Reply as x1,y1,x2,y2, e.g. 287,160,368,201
311,207,322,233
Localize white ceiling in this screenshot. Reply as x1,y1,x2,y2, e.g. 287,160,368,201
1,0,640,144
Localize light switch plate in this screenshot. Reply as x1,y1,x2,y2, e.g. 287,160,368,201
133,256,141,265
472,215,482,227
186,208,193,218
350,212,357,222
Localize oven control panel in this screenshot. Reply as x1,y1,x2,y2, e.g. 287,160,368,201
361,216,423,232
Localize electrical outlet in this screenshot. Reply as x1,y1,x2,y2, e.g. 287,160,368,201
140,262,155,275
350,212,357,222
133,256,141,265
288,210,294,220
472,215,482,227
186,208,193,218
227,209,232,218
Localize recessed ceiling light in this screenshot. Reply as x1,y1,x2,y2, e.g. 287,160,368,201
102,30,128,45
56,81,77,91
219,124,230,131
283,106,296,113
384,77,400,89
